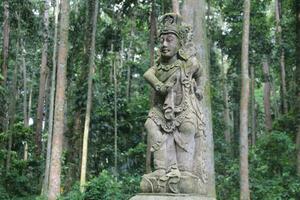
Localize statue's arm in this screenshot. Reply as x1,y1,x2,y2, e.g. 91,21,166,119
143,67,164,92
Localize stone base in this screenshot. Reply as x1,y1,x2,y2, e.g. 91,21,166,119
140,172,206,194
130,193,216,200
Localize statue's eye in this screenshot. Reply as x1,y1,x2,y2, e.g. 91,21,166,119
166,36,174,42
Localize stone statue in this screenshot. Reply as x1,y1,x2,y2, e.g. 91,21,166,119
139,13,208,196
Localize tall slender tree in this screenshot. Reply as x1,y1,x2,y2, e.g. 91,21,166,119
182,0,216,197
80,0,99,192
262,56,272,132
275,0,288,114
36,0,50,156
42,0,60,196
295,0,300,176
1,0,10,85
221,51,231,144
239,0,251,199
48,0,70,199
250,65,256,145
146,0,157,174
6,12,21,172
21,40,29,161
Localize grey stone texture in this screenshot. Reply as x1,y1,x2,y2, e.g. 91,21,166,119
136,13,215,198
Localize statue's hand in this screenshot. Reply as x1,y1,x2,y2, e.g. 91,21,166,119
155,82,171,95
195,89,203,101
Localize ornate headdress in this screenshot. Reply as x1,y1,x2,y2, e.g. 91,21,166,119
158,13,195,61
158,13,186,40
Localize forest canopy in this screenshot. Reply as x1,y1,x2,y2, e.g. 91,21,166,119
0,0,299,199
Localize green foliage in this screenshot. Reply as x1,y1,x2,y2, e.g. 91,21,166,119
0,123,41,198
59,183,83,200
215,131,300,199
250,131,300,200
61,171,140,200
273,112,298,135
0,185,10,200
84,170,122,200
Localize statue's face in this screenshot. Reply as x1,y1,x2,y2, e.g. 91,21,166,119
159,33,180,59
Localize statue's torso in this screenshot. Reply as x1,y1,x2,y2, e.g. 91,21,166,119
150,58,202,133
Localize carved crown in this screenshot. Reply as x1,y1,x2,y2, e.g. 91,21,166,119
158,13,192,44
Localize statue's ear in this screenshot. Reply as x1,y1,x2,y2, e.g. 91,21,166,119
178,48,188,61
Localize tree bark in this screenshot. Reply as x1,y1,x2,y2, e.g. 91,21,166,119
6,36,19,173
150,0,156,67
126,40,132,101
48,0,69,199
42,0,60,196
6,12,21,172
21,40,29,161
262,56,272,132
250,65,256,145
146,0,157,174
295,0,300,176
126,18,135,100
172,0,180,15
182,0,216,197
239,0,251,199
36,0,50,156
80,0,99,192
221,51,231,144
114,56,118,176
1,0,10,85
275,0,288,114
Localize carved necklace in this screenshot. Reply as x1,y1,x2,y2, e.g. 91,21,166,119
157,60,181,71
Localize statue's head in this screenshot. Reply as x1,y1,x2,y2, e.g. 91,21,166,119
158,13,192,61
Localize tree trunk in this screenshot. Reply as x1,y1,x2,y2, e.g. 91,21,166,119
221,51,231,144
48,0,69,199
80,0,99,192
109,44,114,84
239,0,251,199
275,0,288,114
172,0,180,15
113,56,118,176
150,0,156,67
21,40,29,161
6,12,20,172
295,0,300,176
262,56,272,132
250,65,256,145
146,0,157,174
1,0,10,85
182,0,216,197
36,0,50,156
126,39,132,100
6,37,19,173
42,0,60,196
22,45,28,129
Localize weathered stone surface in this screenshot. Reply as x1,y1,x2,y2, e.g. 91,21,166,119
130,193,216,200
140,173,206,194
133,12,215,198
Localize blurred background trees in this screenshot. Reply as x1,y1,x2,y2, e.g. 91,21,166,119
0,0,299,199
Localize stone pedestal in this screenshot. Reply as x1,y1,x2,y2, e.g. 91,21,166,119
130,193,216,200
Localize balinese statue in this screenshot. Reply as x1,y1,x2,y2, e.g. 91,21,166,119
140,13,207,194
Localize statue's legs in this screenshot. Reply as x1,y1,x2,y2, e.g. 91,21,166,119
166,133,177,172
145,118,168,175
177,120,196,172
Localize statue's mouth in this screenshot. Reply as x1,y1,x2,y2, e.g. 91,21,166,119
161,48,169,53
